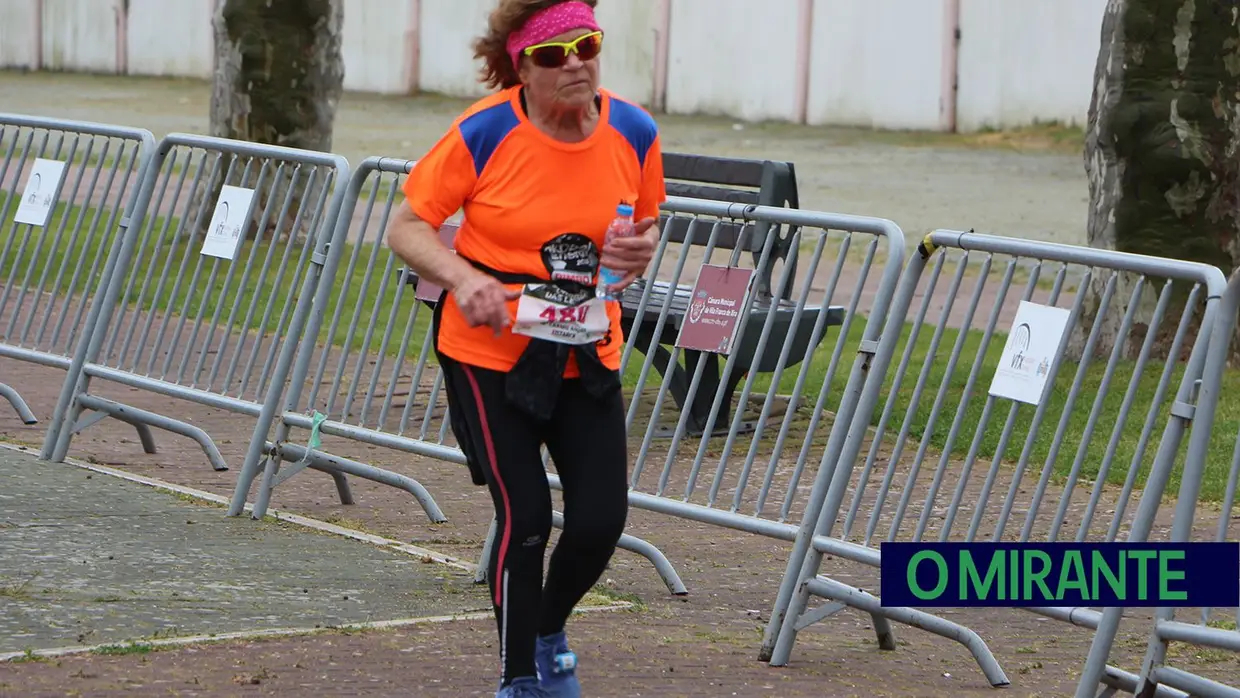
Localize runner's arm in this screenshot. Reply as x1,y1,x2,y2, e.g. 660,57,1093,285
387,205,481,292
387,124,484,293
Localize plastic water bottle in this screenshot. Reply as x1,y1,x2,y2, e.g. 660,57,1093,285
596,202,635,301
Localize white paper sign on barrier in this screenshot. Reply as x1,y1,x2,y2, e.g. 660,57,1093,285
14,159,68,227
201,185,256,260
989,300,1071,406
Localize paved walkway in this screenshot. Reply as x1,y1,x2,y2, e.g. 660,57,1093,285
0,445,489,657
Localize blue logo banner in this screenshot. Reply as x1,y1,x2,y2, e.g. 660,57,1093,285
879,542,1240,608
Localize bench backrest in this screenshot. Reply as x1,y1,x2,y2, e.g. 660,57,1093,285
660,152,800,300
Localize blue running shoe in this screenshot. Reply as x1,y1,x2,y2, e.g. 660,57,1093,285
535,632,581,698
496,676,552,697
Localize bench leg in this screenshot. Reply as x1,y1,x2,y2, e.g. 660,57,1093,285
681,351,753,438
644,347,752,438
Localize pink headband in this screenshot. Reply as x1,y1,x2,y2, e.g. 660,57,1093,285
506,1,602,70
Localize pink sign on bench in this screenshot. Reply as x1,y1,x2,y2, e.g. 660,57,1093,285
675,264,755,355
414,221,461,303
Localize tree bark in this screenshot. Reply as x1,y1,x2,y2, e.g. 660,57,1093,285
203,0,345,243
1080,0,1240,363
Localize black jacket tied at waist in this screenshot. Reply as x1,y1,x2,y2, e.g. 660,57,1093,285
431,256,622,424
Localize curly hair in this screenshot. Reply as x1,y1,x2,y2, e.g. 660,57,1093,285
472,0,599,90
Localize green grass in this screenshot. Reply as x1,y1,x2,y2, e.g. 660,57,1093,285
0,188,433,357
794,308,1238,503
3,191,1238,506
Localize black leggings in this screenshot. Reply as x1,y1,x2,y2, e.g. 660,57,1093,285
445,362,629,686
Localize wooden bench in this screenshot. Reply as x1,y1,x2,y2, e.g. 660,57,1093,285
618,153,845,437
396,152,847,437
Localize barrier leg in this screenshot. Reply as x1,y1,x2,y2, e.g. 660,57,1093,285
250,448,283,521
227,447,269,517
0,383,37,425
768,552,820,666
74,394,227,471
274,442,447,523
794,577,1010,687
615,531,688,596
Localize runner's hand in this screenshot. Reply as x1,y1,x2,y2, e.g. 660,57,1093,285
453,272,520,336
601,216,658,294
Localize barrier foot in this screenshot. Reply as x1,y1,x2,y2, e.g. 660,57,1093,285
75,394,226,471
133,422,158,454
802,577,1009,687
871,613,897,651
549,510,688,596
276,442,447,523
0,383,37,424
475,517,498,584
330,471,355,506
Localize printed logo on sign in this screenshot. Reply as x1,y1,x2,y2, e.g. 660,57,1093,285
26,173,42,204
214,201,233,239
1008,323,1031,370
688,290,707,323
989,301,1071,407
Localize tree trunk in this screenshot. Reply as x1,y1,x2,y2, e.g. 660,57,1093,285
202,0,345,244
1079,0,1240,364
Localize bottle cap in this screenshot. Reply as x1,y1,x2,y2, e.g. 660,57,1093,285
616,202,634,216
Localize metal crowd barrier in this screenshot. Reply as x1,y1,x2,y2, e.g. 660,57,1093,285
0,114,156,442
762,230,1227,695
228,154,907,598
42,133,350,482
587,196,903,594
1077,267,1240,698
226,157,452,524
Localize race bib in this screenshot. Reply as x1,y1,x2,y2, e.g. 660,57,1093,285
512,283,608,345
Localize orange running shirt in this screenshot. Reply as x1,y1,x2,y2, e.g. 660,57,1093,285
404,85,666,376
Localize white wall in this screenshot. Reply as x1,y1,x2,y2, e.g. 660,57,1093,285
0,0,37,69
127,0,212,78
956,0,1107,131
42,0,119,73
341,0,413,93
593,0,658,106
665,0,801,122
809,0,949,130
1,0,1112,133
418,0,493,99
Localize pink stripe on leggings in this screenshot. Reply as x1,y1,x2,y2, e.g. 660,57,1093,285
462,365,511,607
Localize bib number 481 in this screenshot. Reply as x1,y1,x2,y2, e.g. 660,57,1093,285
540,305,589,324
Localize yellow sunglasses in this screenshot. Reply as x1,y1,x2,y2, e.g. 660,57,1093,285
523,31,604,68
